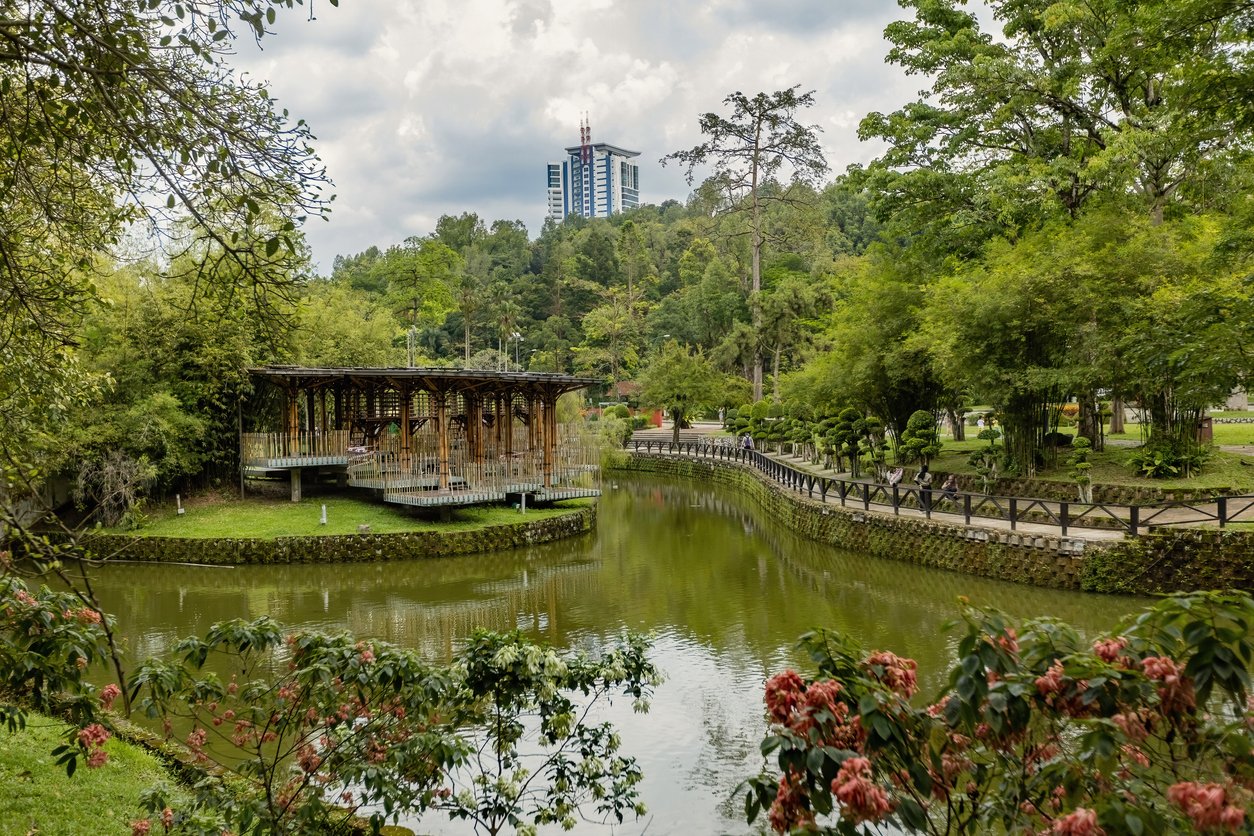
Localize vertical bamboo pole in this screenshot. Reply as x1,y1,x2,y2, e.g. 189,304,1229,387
399,383,412,469
435,391,449,490
285,384,299,457
503,393,514,459
543,392,557,489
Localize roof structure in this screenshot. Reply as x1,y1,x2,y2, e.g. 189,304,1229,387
250,366,602,396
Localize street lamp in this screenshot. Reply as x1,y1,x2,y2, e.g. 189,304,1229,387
512,332,523,366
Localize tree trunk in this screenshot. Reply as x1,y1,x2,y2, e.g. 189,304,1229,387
772,346,781,401
1110,398,1125,435
947,408,965,442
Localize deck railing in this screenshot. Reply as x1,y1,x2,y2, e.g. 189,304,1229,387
628,440,1254,537
242,430,351,464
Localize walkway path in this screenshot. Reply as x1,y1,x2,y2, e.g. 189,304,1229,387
629,423,1254,541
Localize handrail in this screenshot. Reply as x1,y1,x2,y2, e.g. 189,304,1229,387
626,440,1254,537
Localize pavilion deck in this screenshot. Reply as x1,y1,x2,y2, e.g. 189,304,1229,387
241,367,603,508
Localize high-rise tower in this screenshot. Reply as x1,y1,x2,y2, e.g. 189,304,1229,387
546,118,640,222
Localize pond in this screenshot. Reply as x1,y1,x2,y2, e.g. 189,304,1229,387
88,472,1147,834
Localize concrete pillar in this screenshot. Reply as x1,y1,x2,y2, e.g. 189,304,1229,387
290,467,302,502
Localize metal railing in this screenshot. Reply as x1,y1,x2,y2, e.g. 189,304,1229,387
627,440,1254,537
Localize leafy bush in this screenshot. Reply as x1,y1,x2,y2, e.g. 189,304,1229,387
742,592,1254,834
899,410,942,465
1128,440,1211,479
0,575,660,836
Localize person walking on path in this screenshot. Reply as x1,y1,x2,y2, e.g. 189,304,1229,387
914,465,933,510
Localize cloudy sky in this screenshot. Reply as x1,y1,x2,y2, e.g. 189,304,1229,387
234,0,924,272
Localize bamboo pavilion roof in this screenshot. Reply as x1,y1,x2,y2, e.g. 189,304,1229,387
249,365,602,396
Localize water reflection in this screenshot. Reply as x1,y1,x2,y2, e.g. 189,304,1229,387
88,473,1148,835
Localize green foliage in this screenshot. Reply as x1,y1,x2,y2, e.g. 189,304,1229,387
0,0,329,489
1127,440,1212,480
1069,436,1094,502
744,592,1254,834
637,340,725,444
0,574,659,836
898,410,941,465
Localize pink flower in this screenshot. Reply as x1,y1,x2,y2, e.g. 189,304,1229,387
297,744,322,774
864,651,918,698
78,723,110,749
100,683,122,711
161,807,174,828
1051,807,1104,834
86,748,109,768
831,757,894,824
1036,660,1066,697
186,727,207,751
1169,782,1246,832
131,820,151,836
767,771,813,834
1141,656,1196,716
1092,636,1128,664
764,670,806,724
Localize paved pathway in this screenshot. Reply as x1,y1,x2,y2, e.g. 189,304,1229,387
628,423,1254,542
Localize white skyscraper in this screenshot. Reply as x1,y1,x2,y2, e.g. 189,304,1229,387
546,126,640,222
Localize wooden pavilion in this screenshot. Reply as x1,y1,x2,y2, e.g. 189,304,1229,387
241,366,602,507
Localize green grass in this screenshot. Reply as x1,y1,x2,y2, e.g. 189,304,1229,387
111,494,591,539
929,429,1254,491
0,713,190,835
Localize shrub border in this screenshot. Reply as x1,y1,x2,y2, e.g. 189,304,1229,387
83,506,597,565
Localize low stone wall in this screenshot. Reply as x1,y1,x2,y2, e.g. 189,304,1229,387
616,454,1254,594
85,507,596,565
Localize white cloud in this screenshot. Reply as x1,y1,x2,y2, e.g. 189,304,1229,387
234,0,920,272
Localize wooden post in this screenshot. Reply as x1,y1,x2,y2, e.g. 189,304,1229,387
318,389,327,444
467,395,483,466
494,394,505,453
285,385,300,457
399,384,412,467
543,394,557,489
503,394,514,459
435,391,450,490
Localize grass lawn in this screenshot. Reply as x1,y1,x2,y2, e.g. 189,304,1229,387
0,713,190,835
917,428,1254,491
111,494,591,539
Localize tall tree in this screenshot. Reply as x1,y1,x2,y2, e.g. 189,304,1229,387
860,0,1253,232
0,0,330,492
663,86,828,400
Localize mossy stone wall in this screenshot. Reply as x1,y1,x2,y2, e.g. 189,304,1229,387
86,507,596,565
616,454,1253,594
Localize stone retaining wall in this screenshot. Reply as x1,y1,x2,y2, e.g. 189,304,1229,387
616,454,1254,594
85,507,596,565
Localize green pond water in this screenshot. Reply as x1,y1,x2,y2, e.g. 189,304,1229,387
88,472,1147,834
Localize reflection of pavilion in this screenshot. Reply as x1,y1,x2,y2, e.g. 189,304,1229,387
241,367,602,507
